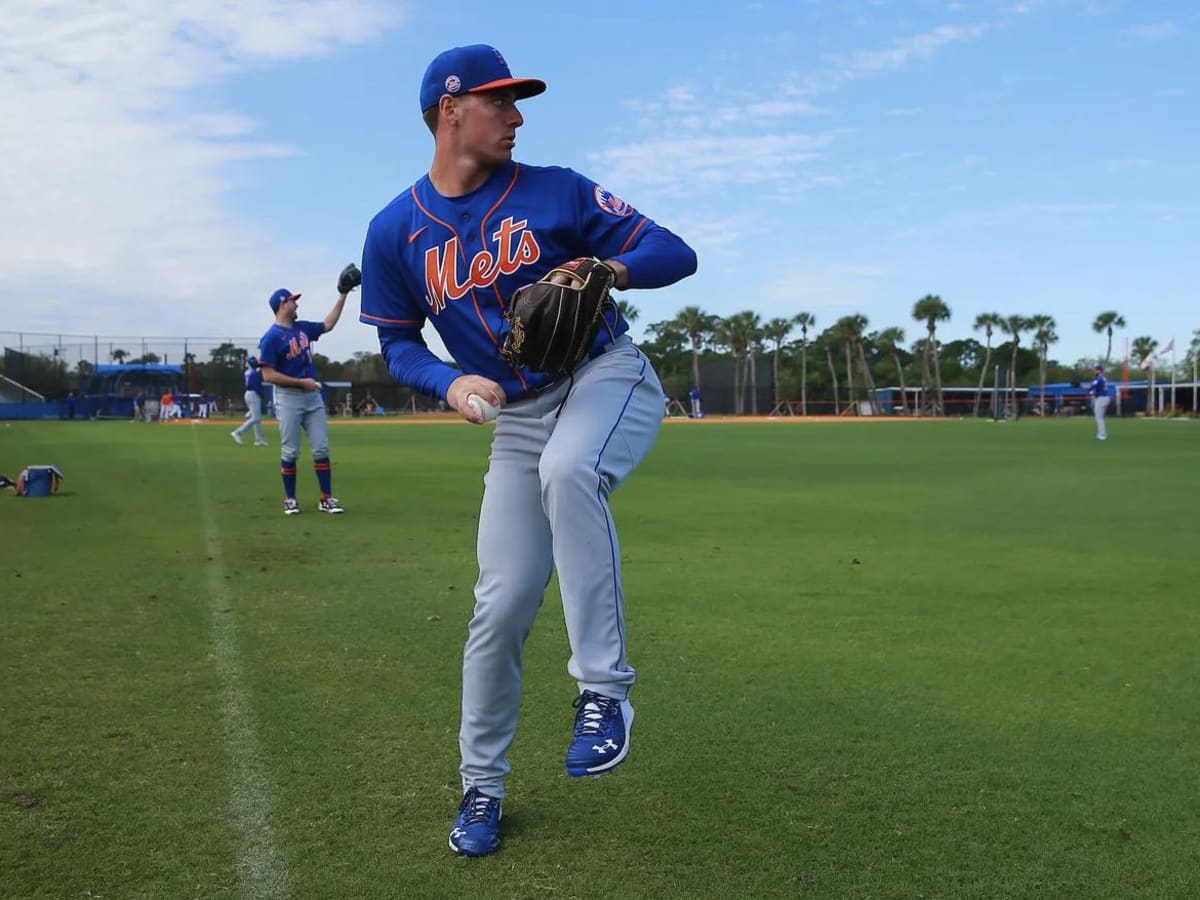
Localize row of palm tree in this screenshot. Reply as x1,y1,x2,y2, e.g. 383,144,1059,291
624,297,1185,416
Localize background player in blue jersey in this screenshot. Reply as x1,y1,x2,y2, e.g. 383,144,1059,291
230,356,269,447
258,282,351,514
360,43,697,858
1088,363,1110,441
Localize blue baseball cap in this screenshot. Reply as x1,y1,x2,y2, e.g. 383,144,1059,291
1094,363,1104,371
419,44,546,113
269,288,299,312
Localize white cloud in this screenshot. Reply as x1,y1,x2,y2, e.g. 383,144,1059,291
602,23,986,205
761,265,890,316
589,133,837,198
1126,22,1179,41
821,23,989,85
0,1,401,351
1102,158,1157,175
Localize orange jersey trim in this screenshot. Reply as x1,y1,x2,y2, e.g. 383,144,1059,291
619,217,649,254
361,312,422,327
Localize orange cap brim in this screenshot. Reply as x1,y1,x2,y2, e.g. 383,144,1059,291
468,77,546,100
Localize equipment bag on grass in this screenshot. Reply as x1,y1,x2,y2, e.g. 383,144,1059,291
16,465,65,497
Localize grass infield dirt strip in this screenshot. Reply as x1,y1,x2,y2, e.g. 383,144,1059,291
1,417,1197,899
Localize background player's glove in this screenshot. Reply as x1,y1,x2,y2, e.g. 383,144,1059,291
337,263,362,294
500,258,616,374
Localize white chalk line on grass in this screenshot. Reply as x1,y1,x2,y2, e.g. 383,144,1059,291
192,426,291,899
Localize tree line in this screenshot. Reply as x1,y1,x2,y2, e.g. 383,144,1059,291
13,305,1197,415
622,300,1199,416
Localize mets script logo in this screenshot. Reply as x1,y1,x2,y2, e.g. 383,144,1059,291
594,186,633,218
423,216,542,313
285,332,310,361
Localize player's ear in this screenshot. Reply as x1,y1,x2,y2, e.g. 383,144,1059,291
439,94,461,125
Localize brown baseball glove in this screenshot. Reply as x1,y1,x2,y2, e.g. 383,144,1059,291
500,258,616,374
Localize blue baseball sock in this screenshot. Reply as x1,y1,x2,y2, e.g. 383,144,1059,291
314,457,332,497
281,459,297,498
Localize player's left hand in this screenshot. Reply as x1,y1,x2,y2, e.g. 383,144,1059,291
337,263,362,295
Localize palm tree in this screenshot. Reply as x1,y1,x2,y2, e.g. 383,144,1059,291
735,312,764,415
853,319,880,415
795,312,816,415
821,328,840,415
835,314,877,415
617,300,640,323
912,295,951,415
1092,311,1126,365
110,348,129,364
875,327,907,414
712,312,758,414
711,317,736,411
1131,336,1159,415
762,317,794,412
972,313,1003,417
999,315,1029,418
673,306,718,396
832,318,855,413
1029,314,1058,415
1189,329,1200,414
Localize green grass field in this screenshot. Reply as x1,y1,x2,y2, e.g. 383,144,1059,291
2,416,1197,899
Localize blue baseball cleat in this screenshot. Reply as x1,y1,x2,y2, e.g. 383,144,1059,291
448,787,502,858
565,690,634,777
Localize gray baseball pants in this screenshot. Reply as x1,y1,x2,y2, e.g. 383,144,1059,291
275,386,329,459
232,390,266,443
459,336,664,798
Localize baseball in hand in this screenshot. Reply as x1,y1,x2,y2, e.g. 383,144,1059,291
467,393,500,423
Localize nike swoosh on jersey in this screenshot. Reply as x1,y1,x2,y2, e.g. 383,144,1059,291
408,226,429,243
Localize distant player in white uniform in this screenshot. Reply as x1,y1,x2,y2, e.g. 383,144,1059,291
1088,363,1110,441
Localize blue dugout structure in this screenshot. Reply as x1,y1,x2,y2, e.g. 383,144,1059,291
79,364,186,419
1,363,186,419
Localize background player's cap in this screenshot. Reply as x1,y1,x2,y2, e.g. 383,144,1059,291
269,288,300,312
419,44,546,112
1094,363,1104,371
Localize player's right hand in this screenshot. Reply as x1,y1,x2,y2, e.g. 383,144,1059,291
301,378,322,392
448,375,505,424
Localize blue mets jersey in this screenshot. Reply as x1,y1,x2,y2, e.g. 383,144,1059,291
244,365,264,392
258,321,325,380
359,161,697,402
1089,374,1108,397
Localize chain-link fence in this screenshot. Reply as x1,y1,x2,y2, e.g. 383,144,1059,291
1,330,441,416
2,331,259,397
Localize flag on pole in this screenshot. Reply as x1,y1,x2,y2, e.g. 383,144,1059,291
1159,339,1174,356
1139,355,1154,370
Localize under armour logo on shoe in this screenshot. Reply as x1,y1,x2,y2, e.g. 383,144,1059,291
592,739,618,754
450,827,466,839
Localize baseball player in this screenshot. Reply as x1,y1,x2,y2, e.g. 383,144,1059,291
359,44,697,858
1088,363,1110,441
230,356,269,446
257,270,357,515
688,384,704,418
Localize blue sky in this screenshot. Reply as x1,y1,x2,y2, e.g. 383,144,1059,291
2,0,1196,367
